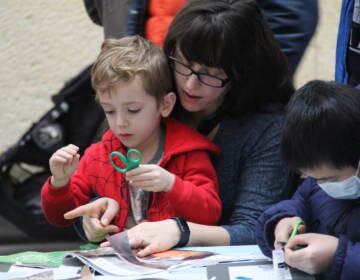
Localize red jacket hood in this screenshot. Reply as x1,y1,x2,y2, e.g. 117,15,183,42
101,118,220,158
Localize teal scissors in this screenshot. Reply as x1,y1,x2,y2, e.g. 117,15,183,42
110,149,142,173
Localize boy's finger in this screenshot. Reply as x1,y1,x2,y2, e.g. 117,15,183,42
64,204,96,219
297,224,306,233
70,155,80,167
274,241,286,250
126,164,156,177
275,229,292,244
100,202,119,226
51,156,68,164
126,166,146,178
55,150,74,160
103,225,120,233
286,234,308,249
67,144,80,152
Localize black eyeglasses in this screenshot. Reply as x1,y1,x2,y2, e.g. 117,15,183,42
168,56,230,88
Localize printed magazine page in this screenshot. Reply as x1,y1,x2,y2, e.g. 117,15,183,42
62,232,214,277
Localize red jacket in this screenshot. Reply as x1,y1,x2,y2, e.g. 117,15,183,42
41,118,221,232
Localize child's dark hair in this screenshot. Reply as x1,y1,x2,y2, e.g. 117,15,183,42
164,0,294,116
282,80,360,171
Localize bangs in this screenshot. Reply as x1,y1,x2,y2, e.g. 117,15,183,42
176,16,228,70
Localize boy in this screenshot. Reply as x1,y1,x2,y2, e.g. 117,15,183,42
41,35,221,236
256,80,360,279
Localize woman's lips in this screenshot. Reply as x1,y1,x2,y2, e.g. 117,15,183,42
182,90,201,103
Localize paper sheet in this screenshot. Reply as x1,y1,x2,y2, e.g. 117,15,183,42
228,263,292,280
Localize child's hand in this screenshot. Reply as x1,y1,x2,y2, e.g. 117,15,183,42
126,164,175,192
64,197,120,242
284,233,338,275
274,216,305,249
49,144,80,187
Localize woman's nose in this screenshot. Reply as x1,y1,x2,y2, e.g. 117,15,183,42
184,73,201,90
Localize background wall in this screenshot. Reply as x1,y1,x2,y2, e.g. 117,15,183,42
295,0,342,87
0,0,341,154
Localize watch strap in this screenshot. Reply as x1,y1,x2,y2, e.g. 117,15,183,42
170,217,190,247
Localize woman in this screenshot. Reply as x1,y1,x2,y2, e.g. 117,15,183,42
65,0,294,256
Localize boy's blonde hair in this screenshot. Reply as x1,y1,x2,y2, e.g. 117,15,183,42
91,35,173,103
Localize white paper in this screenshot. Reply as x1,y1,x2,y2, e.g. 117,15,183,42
53,265,82,280
0,266,53,279
228,264,292,280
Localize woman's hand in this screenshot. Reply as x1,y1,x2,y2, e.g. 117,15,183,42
49,144,80,187
126,164,175,192
101,219,181,257
274,216,305,249
64,197,120,242
284,233,339,275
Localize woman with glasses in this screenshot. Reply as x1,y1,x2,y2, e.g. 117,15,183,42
67,0,294,254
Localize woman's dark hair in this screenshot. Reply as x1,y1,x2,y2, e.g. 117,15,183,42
282,80,360,171
164,0,294,116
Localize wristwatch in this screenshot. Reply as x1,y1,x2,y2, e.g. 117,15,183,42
170,217,190,247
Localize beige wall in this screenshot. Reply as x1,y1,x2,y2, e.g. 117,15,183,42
0,0,341,154
0,1,103,153
295,0,342,88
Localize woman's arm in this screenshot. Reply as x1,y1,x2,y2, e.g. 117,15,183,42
186,222,230,246
215,114,292,245
125,219,230,257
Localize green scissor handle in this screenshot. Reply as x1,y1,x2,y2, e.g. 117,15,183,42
288,220,305,250
110,149,142,173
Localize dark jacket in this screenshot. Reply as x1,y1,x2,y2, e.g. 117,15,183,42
256,177,360,280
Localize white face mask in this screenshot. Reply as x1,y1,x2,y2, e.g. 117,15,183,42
318,175,360,199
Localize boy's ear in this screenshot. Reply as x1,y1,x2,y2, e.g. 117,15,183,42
160,92,176,118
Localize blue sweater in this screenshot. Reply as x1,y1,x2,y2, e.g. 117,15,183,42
213,112,291,244
256,177,360,280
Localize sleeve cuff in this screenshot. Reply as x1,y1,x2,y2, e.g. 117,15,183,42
323,235,347,279
47,177,71,195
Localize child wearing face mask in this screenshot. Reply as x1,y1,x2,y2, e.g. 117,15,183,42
255,80,360,280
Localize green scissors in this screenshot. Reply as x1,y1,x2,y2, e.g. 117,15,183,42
110,149,142,173
288,220,305,250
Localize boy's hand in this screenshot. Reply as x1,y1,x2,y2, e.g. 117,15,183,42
126,164,175,192
274,216,305,249
49,144,80,187
64,197,120,242
284,233,338,275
